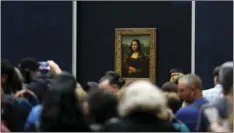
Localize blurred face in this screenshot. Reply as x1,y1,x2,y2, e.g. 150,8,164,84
177,80,194,104
131,41,138,51
213,75,218,86
82,101,89,117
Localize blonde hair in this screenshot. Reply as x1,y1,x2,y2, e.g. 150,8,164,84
163,92,180,102
156,106,174,121
75,83,87,101
117,87,125,100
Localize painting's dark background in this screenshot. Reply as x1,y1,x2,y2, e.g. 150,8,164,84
1,1,72,71
77,1,192,87
2,1,233,89
195,1,233,89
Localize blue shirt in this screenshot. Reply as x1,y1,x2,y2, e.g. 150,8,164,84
24,104,42,130
175,98,208,132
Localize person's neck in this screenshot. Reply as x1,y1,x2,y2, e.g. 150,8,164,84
192,94,203,102
214,83,221,87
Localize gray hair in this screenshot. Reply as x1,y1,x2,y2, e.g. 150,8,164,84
178,74,202,90
218,61,233,94
118,80,166,117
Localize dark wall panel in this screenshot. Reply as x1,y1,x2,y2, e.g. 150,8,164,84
77,1,192,86
195,1,233,89
1,1,73,72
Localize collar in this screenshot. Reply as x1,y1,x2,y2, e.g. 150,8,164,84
192,98,208,105
214,84,222,89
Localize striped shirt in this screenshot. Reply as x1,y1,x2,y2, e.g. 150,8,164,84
202,84,223,103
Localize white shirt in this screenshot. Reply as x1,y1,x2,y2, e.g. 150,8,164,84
202,84,223,103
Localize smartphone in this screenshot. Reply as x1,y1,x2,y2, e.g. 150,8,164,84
39,61,50,75
39,61,50,71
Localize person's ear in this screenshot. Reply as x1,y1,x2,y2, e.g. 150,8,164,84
191,88,197,96
214,76,218,83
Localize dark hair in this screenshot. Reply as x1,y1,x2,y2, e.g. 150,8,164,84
40,72,90,132
24,72,56,104
218,62,233,95
99,71,125,88
27,78,50,103
129,39,144,56
161,82,178,93
213,66,220,77
1,99,22,131
18,57,39,84
88,89,118,124
169,68,184,75
85,81,99,92
1,59,22,94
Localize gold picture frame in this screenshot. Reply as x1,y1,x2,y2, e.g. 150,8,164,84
115,28,156,85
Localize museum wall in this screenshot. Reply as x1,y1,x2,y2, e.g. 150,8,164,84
1,1,73,72
195,1,233,89
1,1,233,88
77,1,192,86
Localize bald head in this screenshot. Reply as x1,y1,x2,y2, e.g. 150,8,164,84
178,74,202,90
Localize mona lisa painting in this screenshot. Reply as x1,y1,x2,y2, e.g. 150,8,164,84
115,28,156,84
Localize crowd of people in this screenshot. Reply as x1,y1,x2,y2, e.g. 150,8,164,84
1,57,233,132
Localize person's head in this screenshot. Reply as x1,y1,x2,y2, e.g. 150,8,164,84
177,74,203,104
27,78,50,103
163,92,182,114
161,82,178,93
88,89,118,124
213,66,220,86
85,81,99,92
1,59,15,84
1,59,22,94
99,71,125,93
129,39,143,54
169,68,184,83
118,80,166,117
18,57,39,84
218,62,233,96
40,72,90,132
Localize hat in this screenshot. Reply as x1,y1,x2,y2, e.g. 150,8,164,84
18,57,39,71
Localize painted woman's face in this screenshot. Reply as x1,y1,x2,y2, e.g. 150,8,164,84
131,41,138,51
